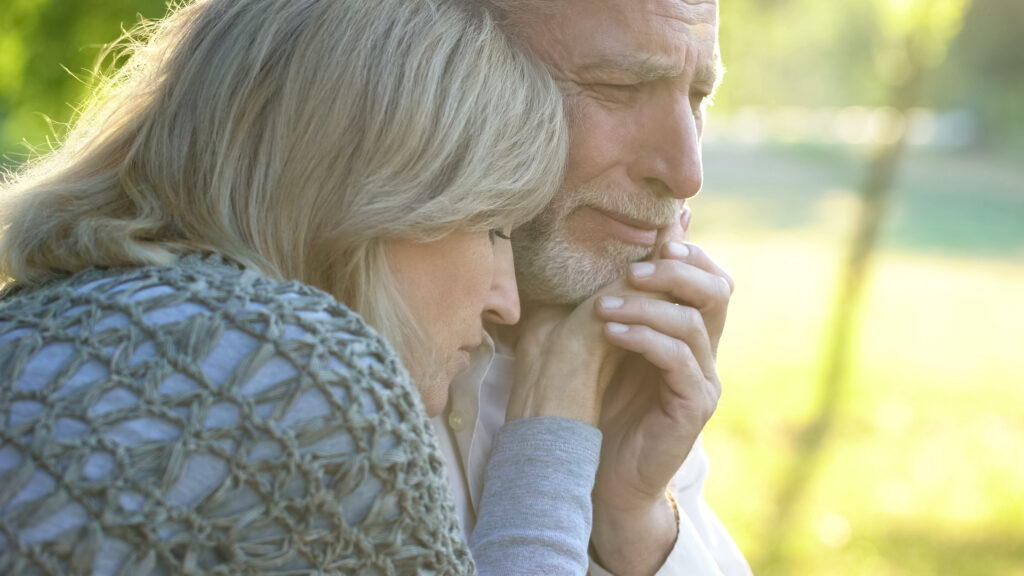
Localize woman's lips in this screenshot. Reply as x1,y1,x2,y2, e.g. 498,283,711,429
578,206,660,246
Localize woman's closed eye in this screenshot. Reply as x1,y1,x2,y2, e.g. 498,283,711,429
489,228,511,242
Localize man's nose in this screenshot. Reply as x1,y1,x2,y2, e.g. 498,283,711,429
628,92,703,199
481,242,521,326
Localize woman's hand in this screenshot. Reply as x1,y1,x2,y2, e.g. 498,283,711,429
506,281,636,426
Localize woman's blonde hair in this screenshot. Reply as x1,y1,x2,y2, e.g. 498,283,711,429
0,0,567,374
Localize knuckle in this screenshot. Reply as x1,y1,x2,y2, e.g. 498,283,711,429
668,337,691,360
721,272,736,295
710,385,721,410
708,373,723,398
686,242,706,260
699,381,721,421
703,396,719,421
676,304,700,326
711,277,732,304
637,297,656,316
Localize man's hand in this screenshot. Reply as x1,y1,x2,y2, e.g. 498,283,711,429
588,212,735,575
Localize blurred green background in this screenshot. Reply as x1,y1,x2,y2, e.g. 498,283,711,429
1,0,1022,574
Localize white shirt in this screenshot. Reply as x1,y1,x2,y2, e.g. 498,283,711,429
432,331,753,576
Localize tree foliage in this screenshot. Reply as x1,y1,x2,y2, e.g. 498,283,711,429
714,0,1020,144
0,0,168,167
2,0,1021,162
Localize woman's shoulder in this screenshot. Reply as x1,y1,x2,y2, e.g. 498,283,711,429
0,255,472,573
3,253,376,334
0,253,412,406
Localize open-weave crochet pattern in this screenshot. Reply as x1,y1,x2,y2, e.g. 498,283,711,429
0,255,474,575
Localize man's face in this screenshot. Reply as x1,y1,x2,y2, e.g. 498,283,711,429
511,0,720,303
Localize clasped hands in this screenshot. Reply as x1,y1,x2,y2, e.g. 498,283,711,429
507,213,734,575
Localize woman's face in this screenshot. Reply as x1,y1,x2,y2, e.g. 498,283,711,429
387,229,520,417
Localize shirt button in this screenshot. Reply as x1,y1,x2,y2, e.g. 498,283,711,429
448,411,465,432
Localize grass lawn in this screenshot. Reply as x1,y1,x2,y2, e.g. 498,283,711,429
690,143,1024,575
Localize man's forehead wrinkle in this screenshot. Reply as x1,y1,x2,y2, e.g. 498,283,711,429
518,0,720,85
647,0,719,28
575,42,719,84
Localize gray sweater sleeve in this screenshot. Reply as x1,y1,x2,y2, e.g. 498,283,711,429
470,417,602,575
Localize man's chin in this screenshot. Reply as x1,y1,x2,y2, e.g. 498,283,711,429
515,238,650,305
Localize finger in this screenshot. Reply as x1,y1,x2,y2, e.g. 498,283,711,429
658,241,734,295
602,324,717,399
627,259,731,313
654,206,686,254
595,297,715,377
680,205,692,243
586,275,662,308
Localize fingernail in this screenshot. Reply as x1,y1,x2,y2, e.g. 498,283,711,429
681,206,692,232
607,322,630,334
630,262,655,277
666,242,690,258
600,296,624,309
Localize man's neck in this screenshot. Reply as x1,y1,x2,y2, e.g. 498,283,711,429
488,321,522,351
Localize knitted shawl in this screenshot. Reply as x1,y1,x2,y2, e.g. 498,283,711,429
0,255,474,575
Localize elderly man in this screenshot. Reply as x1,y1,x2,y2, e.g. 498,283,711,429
433,0,752,574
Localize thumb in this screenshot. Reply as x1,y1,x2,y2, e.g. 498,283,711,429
654,205,688,255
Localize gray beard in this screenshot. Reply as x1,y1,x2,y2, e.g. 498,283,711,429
514,213,667,305
513,183,679,304
513,225,649,304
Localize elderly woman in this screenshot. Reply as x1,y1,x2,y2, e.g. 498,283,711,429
0,0,606,573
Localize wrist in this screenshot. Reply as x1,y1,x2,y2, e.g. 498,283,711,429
591,493,678,576
506,381,602,425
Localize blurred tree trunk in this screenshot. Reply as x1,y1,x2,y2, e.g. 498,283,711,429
758,64,921,574
756,0,970,567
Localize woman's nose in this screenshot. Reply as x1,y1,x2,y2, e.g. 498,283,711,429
482,241,521,325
